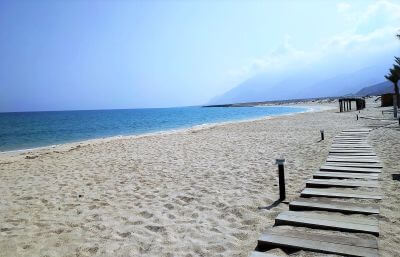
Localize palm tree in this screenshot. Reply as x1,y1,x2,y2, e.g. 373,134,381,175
385,66,400,109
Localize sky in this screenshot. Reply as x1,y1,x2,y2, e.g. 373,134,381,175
0,0,399,112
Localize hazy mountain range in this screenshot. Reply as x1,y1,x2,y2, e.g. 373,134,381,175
355,81,394,96
209,62,394,105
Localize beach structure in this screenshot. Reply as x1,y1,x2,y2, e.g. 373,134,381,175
251,128,382,257
381,93,395,107
338,98,366,112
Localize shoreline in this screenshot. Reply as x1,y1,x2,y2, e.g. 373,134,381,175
0,104,333,157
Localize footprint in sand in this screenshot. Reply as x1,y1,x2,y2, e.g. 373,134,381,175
117,231,131,238
145,225,166,233
164,203,174,210
232,232,249,240
241,219,257,226
139,211,153,218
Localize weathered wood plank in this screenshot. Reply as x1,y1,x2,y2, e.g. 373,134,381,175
332,144,371,147
341,131,370,134
329,153,377,156
342,129,371,132
275,211,379,236
328,154,378,158
333,141,369,144
301,188,382,200
257,231,378,257
331,146,374,149
331,146,372,149
331,144,372,148
329,149,375,153
334,138,368,141
314,171,379,180
289,198,380,214
333,140,368,143
306,179,379,188
326,158,380,163
328,155,378,158
331,147,373,150
320,165,381,173
324,162,383,168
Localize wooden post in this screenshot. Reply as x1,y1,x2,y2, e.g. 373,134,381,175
276,159,286,201
357,114,358,120
320,129,324,140
394,95,398,118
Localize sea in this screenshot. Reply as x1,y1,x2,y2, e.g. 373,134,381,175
0,106,308,152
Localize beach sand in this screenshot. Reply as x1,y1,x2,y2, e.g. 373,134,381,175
0,99,399,257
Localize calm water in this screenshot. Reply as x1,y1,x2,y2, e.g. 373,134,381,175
0,106,307,152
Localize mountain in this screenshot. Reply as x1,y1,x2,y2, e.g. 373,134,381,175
209,65,390,105
355,81,394,96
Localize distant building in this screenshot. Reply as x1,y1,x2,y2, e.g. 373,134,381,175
381,93,395,107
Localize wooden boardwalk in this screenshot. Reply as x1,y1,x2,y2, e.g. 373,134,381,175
251,128,382,256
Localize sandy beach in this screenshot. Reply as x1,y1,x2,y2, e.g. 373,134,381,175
1,99,399,257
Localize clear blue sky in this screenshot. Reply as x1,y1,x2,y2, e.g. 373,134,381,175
0,0,398,112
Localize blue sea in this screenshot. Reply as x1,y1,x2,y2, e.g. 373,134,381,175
0,106,308,152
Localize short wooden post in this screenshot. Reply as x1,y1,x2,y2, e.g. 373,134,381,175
276,159,286,201
357,114,358,120
320,129,324,140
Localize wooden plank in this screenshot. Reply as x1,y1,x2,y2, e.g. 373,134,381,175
324,162,383,168
342,129,371,132
331,147,373,150
260,229,378,249
249,251,280,257
341,131,370,133
326,158,379,164
320,165,381,173
301,188,382,200
335,137,367,139
329,153,376,156
333,141,368,143
275,211,379,236
329,149,375,153
325,162,383,169
339,135,369,137
314,171,379,180
333,140,368,143
329,153,378,159
332,138,369,140
331,144,373,146
257,231,378,257
331,144,371,148
306,179,379,188
289,198,380,214
332,144,371,147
